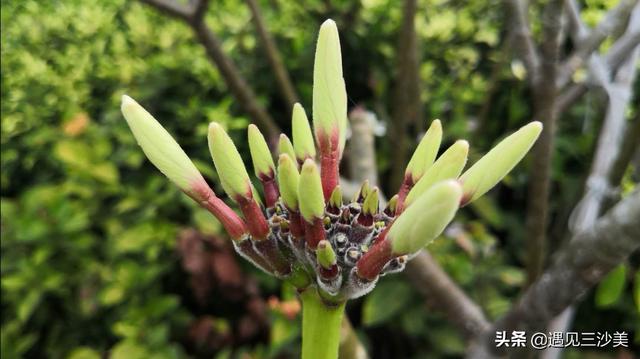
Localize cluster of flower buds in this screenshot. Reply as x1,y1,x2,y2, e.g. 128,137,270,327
121,20,542,303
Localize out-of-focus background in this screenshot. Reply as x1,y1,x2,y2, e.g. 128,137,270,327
1,0,639,358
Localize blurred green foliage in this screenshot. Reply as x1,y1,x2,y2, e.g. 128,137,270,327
1,0,638,358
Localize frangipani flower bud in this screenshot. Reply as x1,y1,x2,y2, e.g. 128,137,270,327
298,159,326,248
121,20,541,319
404,119,442,183
316,239,340,287
357,187,379,226
248,124,280,207
328,186,343,211
317,239,337,269
121,95,205,195
396,119,443,209
383,194,399,216
208,122,253,199
404,140,468,209
298,160,325,222
390,180,462,255
248,124,276,179
362,187,379,216
209,122,269,239
353,180,370,203
292,103,316,162
313,19,347,200
278,134,297,165
277,154,300,211
121,96,248,240
459,121,542,206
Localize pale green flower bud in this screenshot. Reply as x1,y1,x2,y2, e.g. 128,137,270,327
248,124,275,179
298,159,325,221
120,95,205,194
207,122,252,199
317,240,337,269
405,119,443,183
278,134,297,165
459,121,542,205
390,180,462,255
328,186,343,209
277,154,300,210
353,180,371,202
384,194,399,216
362,187,379,215
292,103,316,162
313,19,347,154
404,140,468,207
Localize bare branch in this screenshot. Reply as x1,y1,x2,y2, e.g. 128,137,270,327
347,107,379,187
537,0,564,86
569,28,640,233
406,251,491,340
246,0,299,108
607,114,640,201
389,0,423,190
564,0,612,90
469,190,640,358
606,30,640,70
140,0,193,20
524,0,563,285
191,0,210,22
557,2,640,112
191,21,281,142
342,108,385,204
557,0,637,87
546,20,640,358
556,81,588,113
564,0,588,39
505,0,540,83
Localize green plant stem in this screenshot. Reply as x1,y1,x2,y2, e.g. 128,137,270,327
287,266,311,289
300,288,346,359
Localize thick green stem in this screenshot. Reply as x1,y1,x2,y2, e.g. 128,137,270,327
300,288,346,359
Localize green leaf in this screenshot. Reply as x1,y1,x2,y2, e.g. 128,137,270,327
54,140,91,168
100,284,125,306
595,264,627,307
17,291,41,323
92,162,120,184
362,279,411,327
634,270,640,313
67,347,102,359
110,340,151,359
468,196,504,229
428,327,466,354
